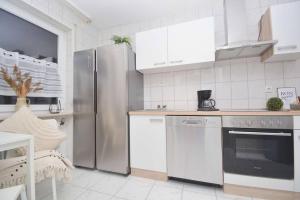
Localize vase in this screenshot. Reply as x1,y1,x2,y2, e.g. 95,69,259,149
16,97,30,111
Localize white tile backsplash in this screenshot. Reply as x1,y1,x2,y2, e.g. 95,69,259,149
247,62,265,80
215,64,231,83
248,80,266,99
265,62,284,80
201,67,215,83
231,63,248,81
143,58,300,110
284,61,300,78
216,83,231,99
231,81,249,99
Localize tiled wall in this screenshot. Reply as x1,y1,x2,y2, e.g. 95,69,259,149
144,58,300,110
98,0,300,110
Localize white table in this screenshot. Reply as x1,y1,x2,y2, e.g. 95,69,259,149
0,132,35,200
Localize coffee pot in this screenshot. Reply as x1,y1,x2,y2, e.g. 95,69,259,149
197,90,219,111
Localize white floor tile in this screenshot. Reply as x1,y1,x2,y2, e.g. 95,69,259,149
72,167,93,179
110,197,127,200
36,169,256,200
90,174,128,195
215,188,252,200
42,184,86,200
70,170,108,188
182,190,217,200
183,183,216,196
76,190,112,200
36,179,53,200
154,180,184,189
116,177,154,200
147,185,182,200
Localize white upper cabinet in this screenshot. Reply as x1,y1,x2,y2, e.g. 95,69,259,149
168,17,215,66
260,1,300,62
135,17,215,72
136,27,168,70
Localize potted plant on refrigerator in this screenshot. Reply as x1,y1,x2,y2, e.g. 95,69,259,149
0,65,43,110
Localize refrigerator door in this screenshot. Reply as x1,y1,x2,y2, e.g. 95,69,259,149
73,49,95,168
96,44,130,174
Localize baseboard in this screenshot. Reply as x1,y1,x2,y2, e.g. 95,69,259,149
224,184,300,200
130,168,168,181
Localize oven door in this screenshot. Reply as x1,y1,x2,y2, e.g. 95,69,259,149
223,128,294,179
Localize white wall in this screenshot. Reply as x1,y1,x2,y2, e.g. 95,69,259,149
98,0,300,110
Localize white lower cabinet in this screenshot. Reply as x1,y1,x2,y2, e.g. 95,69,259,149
294,116,300,192
129,115,166,172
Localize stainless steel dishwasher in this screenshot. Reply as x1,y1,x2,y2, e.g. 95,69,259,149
166,116,223,185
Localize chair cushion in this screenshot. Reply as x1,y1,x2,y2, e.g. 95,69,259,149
0,107,66,155
0,150,73,188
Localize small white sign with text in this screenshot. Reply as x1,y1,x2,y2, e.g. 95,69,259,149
277,87,297,110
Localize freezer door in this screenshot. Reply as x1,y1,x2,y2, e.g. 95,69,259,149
73,49,96,168
96,44,130,174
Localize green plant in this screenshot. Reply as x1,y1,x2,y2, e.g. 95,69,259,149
266,97,284,111
111,35,131,47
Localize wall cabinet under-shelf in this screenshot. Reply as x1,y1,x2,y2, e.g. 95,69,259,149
260,1,300,62
135,17,215,73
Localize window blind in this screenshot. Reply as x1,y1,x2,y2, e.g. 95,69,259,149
0,48,62,98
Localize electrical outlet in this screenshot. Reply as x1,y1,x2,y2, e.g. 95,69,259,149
265,86,273,93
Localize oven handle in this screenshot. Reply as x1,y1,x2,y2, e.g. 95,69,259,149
228,130,291,137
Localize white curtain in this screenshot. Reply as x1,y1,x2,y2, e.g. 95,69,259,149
0,48,62,98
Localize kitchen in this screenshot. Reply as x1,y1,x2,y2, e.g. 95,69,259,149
0,0,300,200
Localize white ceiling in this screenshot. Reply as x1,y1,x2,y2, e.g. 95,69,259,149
68,0,215,29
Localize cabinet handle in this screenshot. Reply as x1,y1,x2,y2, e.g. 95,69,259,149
149,118,163,123
277,45,297,51
170,60,183,64
154,62,166,66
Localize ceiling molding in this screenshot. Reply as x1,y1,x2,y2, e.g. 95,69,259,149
62,0,92,24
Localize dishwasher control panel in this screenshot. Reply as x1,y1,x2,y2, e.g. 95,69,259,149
167,116,221,128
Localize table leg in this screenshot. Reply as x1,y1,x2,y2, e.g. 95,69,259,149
26,138,35,200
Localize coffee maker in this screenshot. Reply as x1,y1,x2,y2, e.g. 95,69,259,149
197,90,219,111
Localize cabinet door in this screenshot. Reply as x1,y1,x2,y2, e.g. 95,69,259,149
271,2,300,54
136,27,168,70
168,17,215,66
130,116,166,172
295,130,300,192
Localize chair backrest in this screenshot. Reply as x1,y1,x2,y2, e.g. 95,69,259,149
0,107,66,155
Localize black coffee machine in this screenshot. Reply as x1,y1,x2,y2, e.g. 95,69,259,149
197,90,219,111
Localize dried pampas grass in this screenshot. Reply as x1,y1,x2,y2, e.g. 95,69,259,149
0,65,42,97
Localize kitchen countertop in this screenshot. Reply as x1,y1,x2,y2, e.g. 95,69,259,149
128,110,300,116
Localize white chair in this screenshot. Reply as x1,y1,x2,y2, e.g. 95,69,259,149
0,185,27,200
0,107,72,200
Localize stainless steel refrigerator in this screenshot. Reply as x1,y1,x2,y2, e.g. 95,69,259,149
73,44,143,174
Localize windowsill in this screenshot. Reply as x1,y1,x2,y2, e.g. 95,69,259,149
0,110,73,121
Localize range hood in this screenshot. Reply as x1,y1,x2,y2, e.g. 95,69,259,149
215,0,277,60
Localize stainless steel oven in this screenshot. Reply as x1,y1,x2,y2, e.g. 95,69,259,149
222,116,294,179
